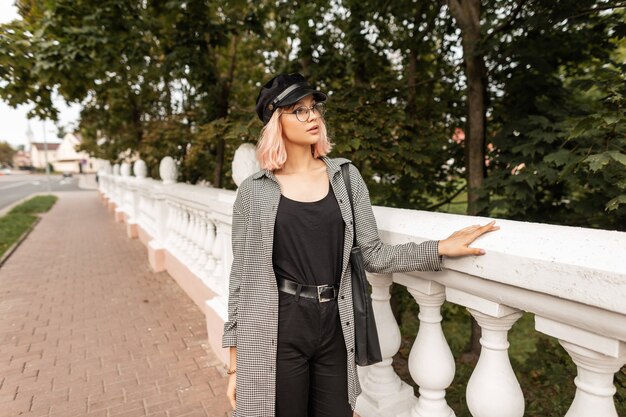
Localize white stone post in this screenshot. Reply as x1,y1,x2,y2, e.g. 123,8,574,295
357,273,415,417
559,341,626,417
133,159,147,180
466,309,524,417
232,143,260,187
536,316,626,417
203,221,217,279
193,214,209,270
180,207,192,258
446,287,524,417
407,282,456,417
190,210,205,269
159,156,178,185
210,222,225,290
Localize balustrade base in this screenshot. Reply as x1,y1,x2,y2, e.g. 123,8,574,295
126,221,138,239
164,251,216,311
148,240,166,273
355,386,416,417
115,207,125,223
204,300,229,365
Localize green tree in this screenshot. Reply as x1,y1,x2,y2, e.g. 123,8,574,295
482,1,626,230
0,141,16,166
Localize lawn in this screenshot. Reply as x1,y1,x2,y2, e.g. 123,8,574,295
0,195,58,258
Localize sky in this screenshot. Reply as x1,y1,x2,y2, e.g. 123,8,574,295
0,1,81,149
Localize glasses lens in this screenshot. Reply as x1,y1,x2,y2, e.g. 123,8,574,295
313,102,326,117
295,107,309,122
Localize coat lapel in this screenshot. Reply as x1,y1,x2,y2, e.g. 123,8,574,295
322,156,354,293
253,169,282,290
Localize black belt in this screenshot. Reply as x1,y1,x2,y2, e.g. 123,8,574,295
277,277,339,303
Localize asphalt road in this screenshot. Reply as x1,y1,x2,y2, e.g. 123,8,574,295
0,172,89,213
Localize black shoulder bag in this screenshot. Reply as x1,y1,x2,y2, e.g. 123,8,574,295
341,164,383,366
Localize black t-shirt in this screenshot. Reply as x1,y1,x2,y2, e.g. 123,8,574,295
272,184,345,286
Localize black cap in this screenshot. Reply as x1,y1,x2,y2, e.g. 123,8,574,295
255,73,327,124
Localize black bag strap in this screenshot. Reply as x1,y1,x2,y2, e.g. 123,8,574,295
341,164,357,247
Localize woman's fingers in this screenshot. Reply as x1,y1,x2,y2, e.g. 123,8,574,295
227,375,236,410
470,221,498,238
441,220,499,257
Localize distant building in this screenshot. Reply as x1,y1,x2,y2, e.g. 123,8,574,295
30,142,60,169
28,133,104,173
53,133,100,173
12,149,32,169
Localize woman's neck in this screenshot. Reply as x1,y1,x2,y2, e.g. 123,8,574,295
277,144,319,175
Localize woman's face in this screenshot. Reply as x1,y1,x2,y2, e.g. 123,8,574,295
280,94,322,147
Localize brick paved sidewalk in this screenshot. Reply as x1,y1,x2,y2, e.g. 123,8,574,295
0,191,231,417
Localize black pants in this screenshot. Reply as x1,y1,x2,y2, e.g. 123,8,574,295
275,290,352,417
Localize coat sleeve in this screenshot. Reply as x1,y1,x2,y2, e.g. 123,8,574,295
222,182,249,348
348,164,443,273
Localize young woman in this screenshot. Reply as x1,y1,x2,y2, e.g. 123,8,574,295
223,73,499,417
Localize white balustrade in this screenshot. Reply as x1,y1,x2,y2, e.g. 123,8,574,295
96,149,626,417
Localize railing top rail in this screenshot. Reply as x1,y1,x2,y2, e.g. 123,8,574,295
373,206,626,315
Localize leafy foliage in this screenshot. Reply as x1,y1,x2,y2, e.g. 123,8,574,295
481,2,626,229
0,141,17,166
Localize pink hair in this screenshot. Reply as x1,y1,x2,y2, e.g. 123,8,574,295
256,108,333,170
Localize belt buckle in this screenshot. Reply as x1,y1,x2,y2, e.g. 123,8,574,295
317,285,334,303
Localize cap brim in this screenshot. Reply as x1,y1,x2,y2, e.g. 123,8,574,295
277,88,327,108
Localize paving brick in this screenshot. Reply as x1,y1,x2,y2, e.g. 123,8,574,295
167,402,208,417
0,192,231,417
107,399,146,416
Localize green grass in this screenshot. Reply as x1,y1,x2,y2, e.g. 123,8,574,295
8,195,58,215
0,195,58,258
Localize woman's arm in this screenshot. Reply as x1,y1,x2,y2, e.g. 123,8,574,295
222,182,249,348
348,164,497,273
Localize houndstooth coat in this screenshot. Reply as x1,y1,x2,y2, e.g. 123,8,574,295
222,156,442,417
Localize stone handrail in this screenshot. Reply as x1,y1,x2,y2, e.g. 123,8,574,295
97,153,626,417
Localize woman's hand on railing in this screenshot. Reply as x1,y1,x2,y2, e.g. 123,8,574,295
437,220,499,257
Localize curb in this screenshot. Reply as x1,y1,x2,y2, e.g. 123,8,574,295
0,215,42,269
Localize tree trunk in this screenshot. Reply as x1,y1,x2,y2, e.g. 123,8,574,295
212,35,238,188
346,1,369,87
447,0,488,359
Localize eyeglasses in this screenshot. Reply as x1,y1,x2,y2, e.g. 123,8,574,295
282,102,326,122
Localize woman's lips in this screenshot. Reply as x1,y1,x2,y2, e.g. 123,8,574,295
307,126,319,133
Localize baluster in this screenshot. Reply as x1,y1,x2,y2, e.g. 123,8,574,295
194,213,209,270
466,309,524,417
188,209,202,264
408,284,456,417
357,273,415,416
559,341,626,417
203,220,217,280
172,204,185,249
535,316,626,417
210,222,225,290
165,203,176,246
192,210,206,271
181,208,193,260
